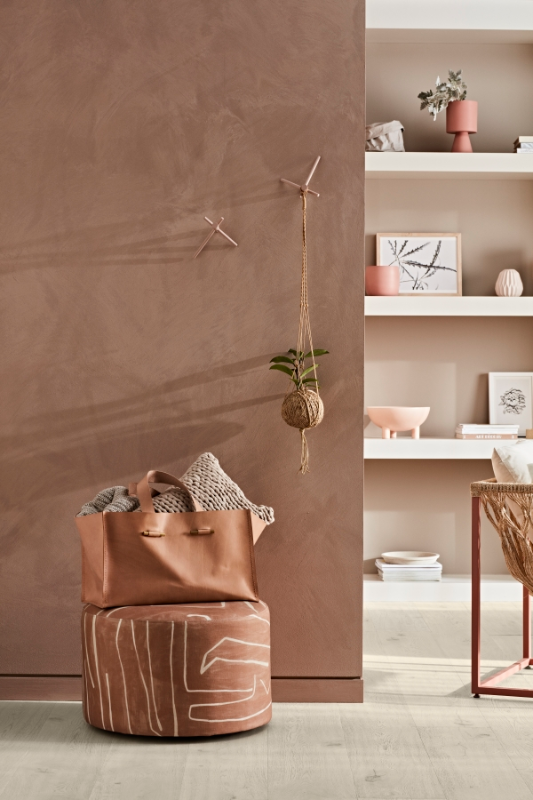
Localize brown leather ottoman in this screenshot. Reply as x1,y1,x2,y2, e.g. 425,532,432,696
82,601,271,737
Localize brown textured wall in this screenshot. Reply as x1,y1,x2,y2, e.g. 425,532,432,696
0,1,365,686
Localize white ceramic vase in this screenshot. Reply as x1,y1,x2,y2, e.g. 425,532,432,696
495,269,523,297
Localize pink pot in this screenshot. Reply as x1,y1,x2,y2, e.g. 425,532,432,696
446,100,478,153
365,265,400,296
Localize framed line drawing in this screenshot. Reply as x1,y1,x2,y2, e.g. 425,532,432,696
376,232,462,296
489,372,533,436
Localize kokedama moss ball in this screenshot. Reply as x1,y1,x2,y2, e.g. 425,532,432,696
281,388,324,431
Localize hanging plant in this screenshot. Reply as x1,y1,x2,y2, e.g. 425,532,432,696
270,348,329,389
270,189,327,474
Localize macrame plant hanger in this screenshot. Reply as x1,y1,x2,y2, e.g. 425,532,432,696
280,157,324,474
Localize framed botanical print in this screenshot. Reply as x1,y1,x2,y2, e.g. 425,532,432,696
376,233,462,296
489,372,533,436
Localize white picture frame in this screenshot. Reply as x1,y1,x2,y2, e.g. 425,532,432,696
489,372,533,436
376,232,462,296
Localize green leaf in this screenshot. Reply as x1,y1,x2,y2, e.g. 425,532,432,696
304,348,329,358
300,364,318,379
269,364,295,377
270,355,294,364
288,349,304,358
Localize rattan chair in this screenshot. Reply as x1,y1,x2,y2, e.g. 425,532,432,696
471,479,533,699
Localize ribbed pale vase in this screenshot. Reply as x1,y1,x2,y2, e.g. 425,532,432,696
495,269,523,297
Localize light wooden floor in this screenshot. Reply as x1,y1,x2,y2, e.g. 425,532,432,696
2,602,533,800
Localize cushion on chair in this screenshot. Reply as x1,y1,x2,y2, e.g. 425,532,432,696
492,441,533,484
82,600,271,737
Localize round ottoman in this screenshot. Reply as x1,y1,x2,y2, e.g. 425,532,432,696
81,601,271,737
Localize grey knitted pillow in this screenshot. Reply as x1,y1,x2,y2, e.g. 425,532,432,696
76,484,187,516
77,486,140,516
154,453,275,524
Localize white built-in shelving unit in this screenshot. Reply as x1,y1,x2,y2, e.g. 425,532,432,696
367,0,533,44
366,152,533,180
364,1,531,599
365,296,533,316
363,574,521,601
365,437,501,460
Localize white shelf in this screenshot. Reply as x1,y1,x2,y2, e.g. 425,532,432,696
365,296,533,317
366,152,533,180
367,0,533,43
364,437,501,460
364,574,522,602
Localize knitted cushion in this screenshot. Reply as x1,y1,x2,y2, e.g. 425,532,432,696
180,452,275,525
77,486,140,516
77,486,173,516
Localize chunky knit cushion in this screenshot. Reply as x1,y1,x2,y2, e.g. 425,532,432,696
154,453,275,525
77,486,140,516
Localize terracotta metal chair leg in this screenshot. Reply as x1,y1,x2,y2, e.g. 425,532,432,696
471,495,533,699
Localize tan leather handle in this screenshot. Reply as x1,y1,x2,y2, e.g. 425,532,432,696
134,470,204,513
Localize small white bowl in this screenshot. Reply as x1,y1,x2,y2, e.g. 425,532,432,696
381,551,440,565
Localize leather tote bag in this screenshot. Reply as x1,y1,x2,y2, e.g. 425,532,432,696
76,470,264,608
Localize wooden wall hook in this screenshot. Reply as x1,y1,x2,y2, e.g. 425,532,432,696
280,156,321,198
194,216,238,259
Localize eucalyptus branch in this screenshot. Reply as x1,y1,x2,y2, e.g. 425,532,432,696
418,69,467,120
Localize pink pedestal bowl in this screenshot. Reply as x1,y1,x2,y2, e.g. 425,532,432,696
367,406,430,439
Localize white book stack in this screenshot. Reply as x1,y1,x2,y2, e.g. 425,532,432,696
455,423,519,440
376,559,442,581
514,136,533,153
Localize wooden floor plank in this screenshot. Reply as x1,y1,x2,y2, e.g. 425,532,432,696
0,703,105,800
267,703,356,800
88,734,188,800
340,700,445,799
177,727,267,800
419,722,533,800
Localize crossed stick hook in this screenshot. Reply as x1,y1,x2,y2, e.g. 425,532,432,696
280,156,321,197
194,216,239,259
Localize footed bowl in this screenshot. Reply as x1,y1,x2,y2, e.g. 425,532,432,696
367,406,430,439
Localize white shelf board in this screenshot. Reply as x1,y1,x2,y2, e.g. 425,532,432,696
364,574,522,602
367,0,533,43
365,296,533,317
366,152,533,180
364,437,499,460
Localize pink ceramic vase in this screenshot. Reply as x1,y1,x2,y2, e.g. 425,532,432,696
446,100,478,153
365,265,400,296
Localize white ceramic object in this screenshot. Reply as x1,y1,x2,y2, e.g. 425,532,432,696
367,406,430,439
381,551,440,565
495,269,523,297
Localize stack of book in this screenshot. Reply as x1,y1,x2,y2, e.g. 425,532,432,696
514,136,533,153
455,424,519,440
375,558,443,582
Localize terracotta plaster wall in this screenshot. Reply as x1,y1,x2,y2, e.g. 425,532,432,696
0,1,365,683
